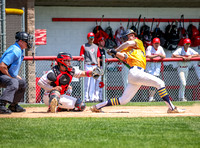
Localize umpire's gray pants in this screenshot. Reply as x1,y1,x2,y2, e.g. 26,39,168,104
0,74,26,103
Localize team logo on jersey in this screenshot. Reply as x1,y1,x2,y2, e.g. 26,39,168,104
90,48,95,53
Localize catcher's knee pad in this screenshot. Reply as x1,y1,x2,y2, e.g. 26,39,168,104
75,99,86,111
49,90,60,104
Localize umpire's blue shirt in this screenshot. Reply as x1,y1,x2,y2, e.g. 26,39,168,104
0,42,24,78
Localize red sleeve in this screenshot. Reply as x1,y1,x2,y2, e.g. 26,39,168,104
97,47,101,57
80,45,85,56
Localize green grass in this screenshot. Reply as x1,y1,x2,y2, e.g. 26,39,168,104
2,102,199,148
0,117,200,148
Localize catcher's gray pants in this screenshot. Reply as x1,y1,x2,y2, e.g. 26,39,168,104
0,74,26,103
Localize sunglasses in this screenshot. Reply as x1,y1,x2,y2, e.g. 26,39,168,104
89,36,94,39
184,43,190,45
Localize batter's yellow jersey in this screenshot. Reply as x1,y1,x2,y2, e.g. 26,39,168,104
121,39,146,69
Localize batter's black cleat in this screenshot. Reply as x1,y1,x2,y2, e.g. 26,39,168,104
8,104,26,112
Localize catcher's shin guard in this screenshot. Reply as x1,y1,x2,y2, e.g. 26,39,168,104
75,99,86,111
49,90,60,113
49,90,60,104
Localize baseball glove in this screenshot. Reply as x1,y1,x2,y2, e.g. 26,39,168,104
92,67,104,79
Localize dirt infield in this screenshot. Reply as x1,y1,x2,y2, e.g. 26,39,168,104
0,105,200,118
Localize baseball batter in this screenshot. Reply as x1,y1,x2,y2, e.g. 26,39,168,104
38,52,103,113
172,38,199,101
146,38,166,102
90,29,185,113
80,32,101,102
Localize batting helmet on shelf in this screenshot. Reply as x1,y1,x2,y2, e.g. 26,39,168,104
152,38,160,44
183,38,191,45
15,31,33,49
191,36,200,47
56,52,73,71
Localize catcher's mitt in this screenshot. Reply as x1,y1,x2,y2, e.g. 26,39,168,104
92,67,104,79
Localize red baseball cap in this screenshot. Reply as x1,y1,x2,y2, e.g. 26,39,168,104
87,32,95,38
183,38,191,44
152,38,160,44
98,37,105,42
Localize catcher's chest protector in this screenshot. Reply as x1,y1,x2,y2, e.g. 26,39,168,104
52,66,74,95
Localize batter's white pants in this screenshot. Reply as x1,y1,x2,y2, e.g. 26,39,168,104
178,67,189,99
119,66,165,105
43,92,77,110
84,64,97,102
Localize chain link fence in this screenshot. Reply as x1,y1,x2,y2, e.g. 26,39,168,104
20,57,199,104
105,60,200,102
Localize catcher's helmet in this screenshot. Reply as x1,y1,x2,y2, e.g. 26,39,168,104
183,38,191,45
124,29,137,36
15,31,33,49
152,38,160,44
56,52,73,71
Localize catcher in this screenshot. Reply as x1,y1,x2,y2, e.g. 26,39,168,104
38,52,103,113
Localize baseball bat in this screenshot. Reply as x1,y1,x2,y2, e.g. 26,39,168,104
104,48,131,69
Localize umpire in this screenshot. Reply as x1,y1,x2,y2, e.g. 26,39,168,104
0,31,33,114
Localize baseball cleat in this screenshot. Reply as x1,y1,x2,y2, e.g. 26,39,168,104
167,107,186,113
149,99,156,102
90,105,102,113
182,98,187,102
50,98,58,113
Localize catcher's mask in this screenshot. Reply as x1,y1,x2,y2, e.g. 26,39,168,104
15,31,33,49
56,52,73,71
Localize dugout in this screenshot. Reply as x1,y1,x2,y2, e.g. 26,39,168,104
3,0,200,103
34,0,200,102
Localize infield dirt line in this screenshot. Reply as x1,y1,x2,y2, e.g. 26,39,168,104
0,105,199,118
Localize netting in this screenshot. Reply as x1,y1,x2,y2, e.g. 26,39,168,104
18,57,199,103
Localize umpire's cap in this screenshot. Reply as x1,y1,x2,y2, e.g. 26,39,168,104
124,29,137,36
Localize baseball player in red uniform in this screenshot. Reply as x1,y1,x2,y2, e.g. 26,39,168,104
146,38,166,102
172,38,199,101
80,32,101,102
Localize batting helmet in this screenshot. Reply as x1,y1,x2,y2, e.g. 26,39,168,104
152,38,160,44
56,52,73,71
15,31,33,49
183,38,191,45
87,32,95,38
124,29,137,36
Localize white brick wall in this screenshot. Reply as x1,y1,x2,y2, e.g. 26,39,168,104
35,6,200,57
